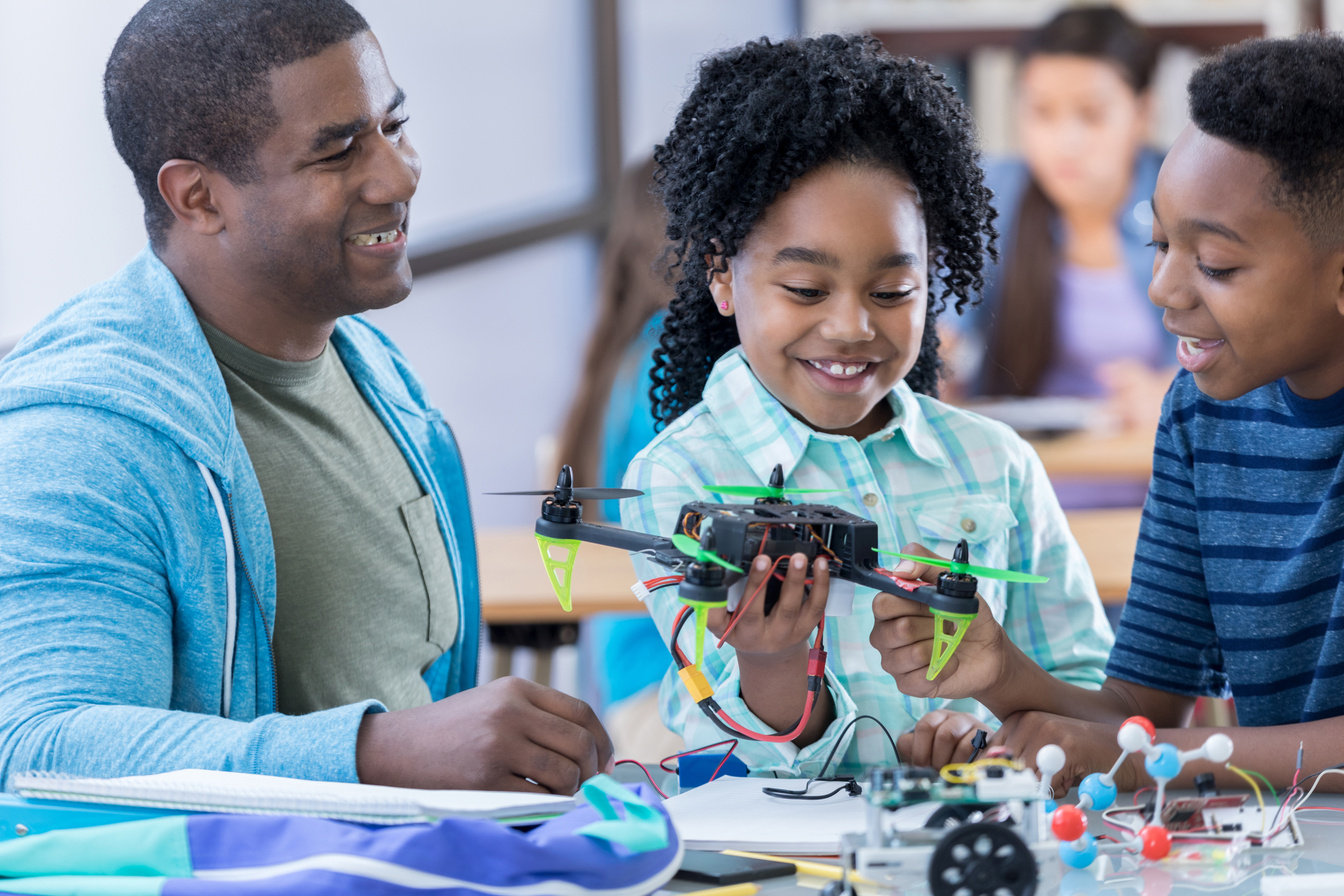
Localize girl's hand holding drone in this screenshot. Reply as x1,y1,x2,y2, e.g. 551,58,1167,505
705,551,832,741
706,552,829,657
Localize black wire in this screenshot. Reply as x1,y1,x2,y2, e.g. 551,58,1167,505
760,714,903,802
763,778,861,800
1295,761,1344,789
816,714,902,780
967,729,988,763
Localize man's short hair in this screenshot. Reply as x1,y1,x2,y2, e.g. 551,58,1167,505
1189,33,1344,248
104,0,370,247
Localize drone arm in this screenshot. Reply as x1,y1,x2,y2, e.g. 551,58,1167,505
847,566,981,617
535,518,681,562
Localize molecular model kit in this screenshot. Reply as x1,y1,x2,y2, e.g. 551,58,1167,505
1049,716,1304,872
830,716,1321,896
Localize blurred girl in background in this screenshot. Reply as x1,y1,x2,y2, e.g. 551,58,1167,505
961,5,1173,430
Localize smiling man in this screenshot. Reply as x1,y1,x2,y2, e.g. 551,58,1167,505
0,0,610,794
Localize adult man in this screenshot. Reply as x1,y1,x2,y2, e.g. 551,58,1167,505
0,0,610,794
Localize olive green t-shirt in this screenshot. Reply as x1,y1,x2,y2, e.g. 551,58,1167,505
200,320,457,715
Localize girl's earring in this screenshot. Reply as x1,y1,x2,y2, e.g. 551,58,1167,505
719,302,730,312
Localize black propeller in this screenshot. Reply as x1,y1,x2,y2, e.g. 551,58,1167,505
486,464,644,502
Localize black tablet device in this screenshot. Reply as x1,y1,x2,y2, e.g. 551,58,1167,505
674,851,797,885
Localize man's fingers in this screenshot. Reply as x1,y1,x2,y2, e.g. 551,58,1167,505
517,702,605,785
516,740,585,795
516,680,614,771
503,774,550,794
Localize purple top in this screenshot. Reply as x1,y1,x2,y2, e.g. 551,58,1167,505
1037,263,1169,398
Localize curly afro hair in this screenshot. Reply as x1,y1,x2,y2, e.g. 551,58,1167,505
104,0,369,247
1189,33,1344,247
649,34,996,429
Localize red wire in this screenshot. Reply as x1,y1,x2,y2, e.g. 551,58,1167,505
658,738,740,780
717,555,785,647
708,621,827,744
613,759,668,799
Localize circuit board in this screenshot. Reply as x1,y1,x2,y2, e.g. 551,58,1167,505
1105,797,1304,849
867,765,1042,810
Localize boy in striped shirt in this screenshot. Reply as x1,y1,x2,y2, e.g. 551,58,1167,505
875,33,1344,791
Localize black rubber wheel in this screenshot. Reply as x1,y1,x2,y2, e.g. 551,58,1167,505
928,821,1038,896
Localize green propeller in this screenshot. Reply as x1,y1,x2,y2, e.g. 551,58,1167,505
874,543,1049,584
708,484,844,499
672,533,744,574
706,462,843,501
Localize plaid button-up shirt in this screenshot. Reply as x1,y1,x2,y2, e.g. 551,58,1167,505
620,348,1113,777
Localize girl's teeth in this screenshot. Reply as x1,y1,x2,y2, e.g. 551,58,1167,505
1181,336,1205,356
811,360,869,376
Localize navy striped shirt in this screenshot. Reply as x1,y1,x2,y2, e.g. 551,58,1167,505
1106,371,1344,726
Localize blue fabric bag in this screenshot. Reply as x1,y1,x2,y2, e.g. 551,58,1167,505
0,777,679,895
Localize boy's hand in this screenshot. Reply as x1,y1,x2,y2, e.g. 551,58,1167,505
993,710,1135,796
705,553,828,659
869,543,1012,700
898,709,989,769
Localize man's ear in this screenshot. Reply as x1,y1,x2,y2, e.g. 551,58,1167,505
705,253,734,316
157,159,226,237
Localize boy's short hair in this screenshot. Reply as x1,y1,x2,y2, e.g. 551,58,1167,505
104,0,369,247
1189,33,1344,247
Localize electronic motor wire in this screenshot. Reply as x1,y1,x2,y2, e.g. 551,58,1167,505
669,603,825,743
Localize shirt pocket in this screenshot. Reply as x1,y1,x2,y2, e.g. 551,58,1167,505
911,494,1019,619
400,494,459,651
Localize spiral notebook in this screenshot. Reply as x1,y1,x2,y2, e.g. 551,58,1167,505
13,770,575,825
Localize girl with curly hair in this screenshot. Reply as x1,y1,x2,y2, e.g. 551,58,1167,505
619,34,1112,776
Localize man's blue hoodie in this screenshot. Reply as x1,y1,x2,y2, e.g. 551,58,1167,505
0,248,480,788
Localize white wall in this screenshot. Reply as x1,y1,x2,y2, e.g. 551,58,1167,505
0,0,147,346
352,0,595,247
619,0,797,162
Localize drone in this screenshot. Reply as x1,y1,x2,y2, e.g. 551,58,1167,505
490,463,1047,740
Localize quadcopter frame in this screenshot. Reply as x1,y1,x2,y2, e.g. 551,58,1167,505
523,465,981,684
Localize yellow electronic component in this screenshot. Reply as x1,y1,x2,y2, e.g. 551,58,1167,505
678,665,715,703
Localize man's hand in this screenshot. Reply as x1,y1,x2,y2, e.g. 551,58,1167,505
993,710,1135,796
355,677,614,794
898,710,989,769
869,543,1012,700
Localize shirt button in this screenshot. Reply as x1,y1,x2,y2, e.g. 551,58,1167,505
961,518,977,533
862,493,879,508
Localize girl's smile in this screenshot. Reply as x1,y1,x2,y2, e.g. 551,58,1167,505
708,162,928,440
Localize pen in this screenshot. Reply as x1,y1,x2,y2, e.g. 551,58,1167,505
719,850,878,886
685,883,760,896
